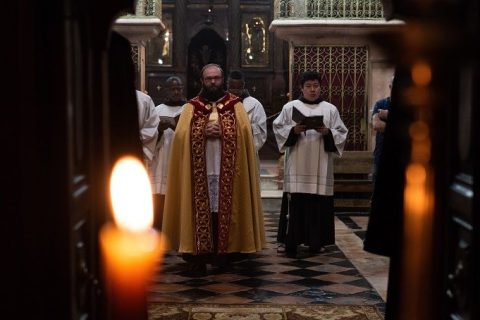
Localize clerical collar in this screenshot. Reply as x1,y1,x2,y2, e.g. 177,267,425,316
299,95,324,104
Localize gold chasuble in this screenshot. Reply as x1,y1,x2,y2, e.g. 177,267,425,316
163,93,265,255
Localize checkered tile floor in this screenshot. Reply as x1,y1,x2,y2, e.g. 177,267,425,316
148,213,385,313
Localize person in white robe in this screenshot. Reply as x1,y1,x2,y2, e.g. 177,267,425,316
150,76,185,229
227,70,267,152
273,71,348,256
136,90,160,164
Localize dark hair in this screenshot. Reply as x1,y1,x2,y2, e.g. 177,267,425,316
165,76,183,86
299,71,322,87
200,63,224,78
228,70,244,81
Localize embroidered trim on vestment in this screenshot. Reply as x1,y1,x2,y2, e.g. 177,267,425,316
216,107,237,253
190,108,212,253
189,93,240,254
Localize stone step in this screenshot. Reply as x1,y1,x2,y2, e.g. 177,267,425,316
333,151,373,174
261,179,373,193
334,180,373,194
260,174,281,190
261,197,371,214
333,199,370,212
262,197,283,213
259,152,374,213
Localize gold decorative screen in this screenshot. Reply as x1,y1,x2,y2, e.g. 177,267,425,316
292,45,368,150
274,0,383,19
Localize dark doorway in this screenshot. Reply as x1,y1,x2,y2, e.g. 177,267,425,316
187,29,227,99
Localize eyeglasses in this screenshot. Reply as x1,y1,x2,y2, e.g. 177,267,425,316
203,76,223,82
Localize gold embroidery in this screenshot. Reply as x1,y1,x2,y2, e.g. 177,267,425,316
216,109,237,254
189,93,240,254
191,109,213,254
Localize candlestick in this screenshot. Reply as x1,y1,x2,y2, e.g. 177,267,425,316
100,156,166,320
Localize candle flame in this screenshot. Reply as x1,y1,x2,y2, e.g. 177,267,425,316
110,156,153,232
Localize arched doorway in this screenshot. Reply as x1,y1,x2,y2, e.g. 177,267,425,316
187,29,227,99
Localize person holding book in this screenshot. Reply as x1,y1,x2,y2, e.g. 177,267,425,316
162,64,265,275
273,71,348,256
150,76,186,229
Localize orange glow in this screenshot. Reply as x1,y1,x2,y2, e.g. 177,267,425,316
403,86,431,107
404,163,429,216
402,160,434,320
409,121,431,162
406,163,427,184
409,121,429,140
411,61,432,86
101,156,166,317
110,156,154,232
411,143,431,163
100,225,165,316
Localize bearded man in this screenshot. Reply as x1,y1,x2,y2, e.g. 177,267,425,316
162,64,265,274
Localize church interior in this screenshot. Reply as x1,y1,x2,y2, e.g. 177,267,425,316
5,0,479,319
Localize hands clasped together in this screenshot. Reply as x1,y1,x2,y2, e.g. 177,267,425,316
205,122,221,138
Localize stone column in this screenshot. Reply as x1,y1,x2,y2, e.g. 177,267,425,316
113,17,164,91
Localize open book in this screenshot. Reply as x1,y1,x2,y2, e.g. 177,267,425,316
292,107,325,130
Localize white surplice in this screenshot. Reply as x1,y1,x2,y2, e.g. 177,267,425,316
273,100,348,196
242,96,267,151
150,103,184,194
136,90,160,162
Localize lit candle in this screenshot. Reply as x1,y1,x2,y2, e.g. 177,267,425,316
100,156,165,320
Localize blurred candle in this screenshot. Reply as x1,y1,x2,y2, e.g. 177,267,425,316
100,156,165,320
401,120,434,320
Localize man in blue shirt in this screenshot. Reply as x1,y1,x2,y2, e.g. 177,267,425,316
371,78,392,183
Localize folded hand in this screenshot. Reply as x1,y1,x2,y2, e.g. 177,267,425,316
205,123,221,138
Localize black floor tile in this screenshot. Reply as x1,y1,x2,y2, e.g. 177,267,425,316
290,278,336,287
345,278,372,288
180,288,219,300
281,260,319,268
231,278,276,288
331,260,356,268
235,288,284,301
149,213,386,306
285,268,326,278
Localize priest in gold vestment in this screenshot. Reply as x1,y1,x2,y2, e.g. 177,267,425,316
162,64,265,273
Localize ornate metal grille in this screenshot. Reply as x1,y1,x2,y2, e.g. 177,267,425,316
131,45,139,70
274,0,294,18
274,0,384,19
292,46,368,151
145,0,162,19
136,0,162,19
